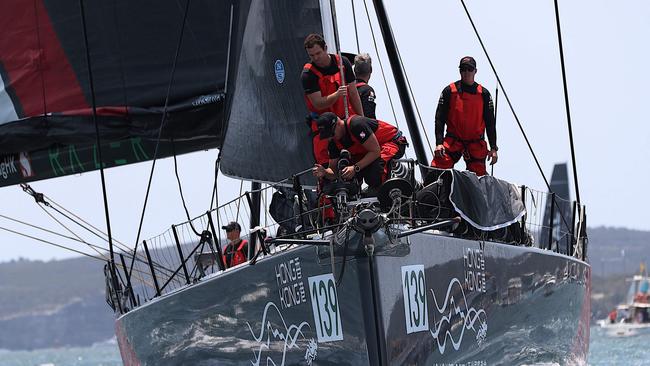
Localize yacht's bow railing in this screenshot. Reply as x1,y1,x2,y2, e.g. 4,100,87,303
105,172,588,315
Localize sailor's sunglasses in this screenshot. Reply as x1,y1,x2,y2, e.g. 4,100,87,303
460,66,475,72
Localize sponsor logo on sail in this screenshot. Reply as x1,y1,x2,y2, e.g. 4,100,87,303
0,155,17,179
275,59,285,84
191,93,223,107
18,152,34,178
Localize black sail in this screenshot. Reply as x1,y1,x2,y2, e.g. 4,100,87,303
219,0,322,183
0,0,232,187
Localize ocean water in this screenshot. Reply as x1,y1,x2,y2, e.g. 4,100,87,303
0,326,647,366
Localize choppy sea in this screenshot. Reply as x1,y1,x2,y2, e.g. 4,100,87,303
0,326,647,366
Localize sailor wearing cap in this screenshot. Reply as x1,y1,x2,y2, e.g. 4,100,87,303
431,56,498,176
221,222,248,268
312,112,407,189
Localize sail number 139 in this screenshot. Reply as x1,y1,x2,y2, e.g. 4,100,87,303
308,273,343,342
401,265,429,334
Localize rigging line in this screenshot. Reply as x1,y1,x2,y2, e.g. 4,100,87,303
132,0,192,252
553,0,581,206
458,0,550,188
351,0,360,53
36,204,108,260
35,203,83,242
361,0,400,129
329,0,350,120
171,139,201,236
41,201,132,254
0,225,104,260
0,213,109,255
458,0,574,231
235,180,244,222
209,159,219,211
392,35,434,156
491,84,498,176
25,191,159,276
42,193,129,249
78,0,121,312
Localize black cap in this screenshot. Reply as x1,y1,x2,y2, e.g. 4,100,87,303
316,112,338,139
221,221,241,232
459,56,476,69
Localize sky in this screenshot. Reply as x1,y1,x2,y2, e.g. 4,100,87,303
0,0,648,262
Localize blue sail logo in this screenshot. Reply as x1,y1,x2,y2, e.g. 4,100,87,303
274,59,285,84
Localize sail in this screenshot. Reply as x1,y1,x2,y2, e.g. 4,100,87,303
540,163,573,252
0,0,232,187
219,0,322,183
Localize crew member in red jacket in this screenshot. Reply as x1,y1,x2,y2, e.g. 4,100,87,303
221,222,248,268
312,112,407,188
302,34,364,165
430,56,498,176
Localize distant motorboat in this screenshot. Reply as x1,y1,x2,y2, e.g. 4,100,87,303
600,271,650,337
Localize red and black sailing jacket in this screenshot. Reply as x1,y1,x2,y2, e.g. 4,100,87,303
447,82,485,141
303,54,356,121
223,239,248,268
333,116,400,162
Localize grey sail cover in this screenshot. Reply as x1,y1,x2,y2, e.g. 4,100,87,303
220,0,322,183
449,170,526,231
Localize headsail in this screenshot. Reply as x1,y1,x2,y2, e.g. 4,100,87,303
0,0,232,187
219,0,322,183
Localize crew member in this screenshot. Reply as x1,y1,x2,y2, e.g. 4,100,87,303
354,53,376,119
221,222,248,268
430,56,497,176
302,34,364,165
312,112,407,188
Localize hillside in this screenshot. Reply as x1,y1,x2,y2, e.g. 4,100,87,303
0,225,648,350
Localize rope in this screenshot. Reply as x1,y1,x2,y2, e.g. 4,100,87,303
361,0,399,129
36,205,107,260
132,0,192,252
0,225,104,261
458,0,574,233
78,0,121,312
553,0,581,206
351,0,360,53
171,140,201,236
458,0,550,188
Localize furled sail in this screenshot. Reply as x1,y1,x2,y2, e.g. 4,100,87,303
219,0,322,183
0,0,232,187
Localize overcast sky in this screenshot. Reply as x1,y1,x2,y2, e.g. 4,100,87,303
0,0,648,262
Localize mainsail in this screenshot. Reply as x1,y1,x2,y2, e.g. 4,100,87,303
219,0,322,183
0,0,232,187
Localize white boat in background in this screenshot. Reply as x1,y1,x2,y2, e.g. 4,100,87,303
600,271,650,337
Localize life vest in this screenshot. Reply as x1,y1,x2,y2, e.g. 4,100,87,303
303,54,355,120
447,82,485,140
334,116,399,162
223,239,248,268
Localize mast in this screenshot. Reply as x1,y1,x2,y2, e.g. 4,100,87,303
372,0,429,170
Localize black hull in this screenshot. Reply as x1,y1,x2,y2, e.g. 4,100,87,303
116,232,590,365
